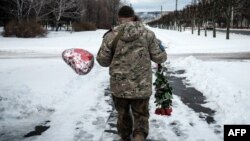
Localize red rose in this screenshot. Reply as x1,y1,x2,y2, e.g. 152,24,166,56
155,108,161,115
165,107,172,116
161,108,166,115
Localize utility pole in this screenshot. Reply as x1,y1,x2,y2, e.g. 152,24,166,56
176,0,178,12
174,0,178,30
231,6,234,28
161,5,163,17
212,0,216,38
160,5,163,28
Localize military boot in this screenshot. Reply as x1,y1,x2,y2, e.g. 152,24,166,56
132,134,145,141
119,137,131,141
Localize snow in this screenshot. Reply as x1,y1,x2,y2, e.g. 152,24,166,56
169,57,250,125
1,26,250,141
0,58,111,141
149,27,250,54
0,29,106,56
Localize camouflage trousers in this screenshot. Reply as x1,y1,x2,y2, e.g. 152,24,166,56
112,96,149,140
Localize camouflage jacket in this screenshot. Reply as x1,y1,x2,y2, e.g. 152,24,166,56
97,21,167,99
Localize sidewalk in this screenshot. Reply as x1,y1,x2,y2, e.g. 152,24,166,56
99,66,220,141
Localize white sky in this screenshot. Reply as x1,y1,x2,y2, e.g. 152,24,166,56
125,0,193,12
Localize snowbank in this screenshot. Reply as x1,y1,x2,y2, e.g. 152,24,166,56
169,56,250,125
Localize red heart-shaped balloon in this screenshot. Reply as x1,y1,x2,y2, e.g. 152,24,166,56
62,48,94,75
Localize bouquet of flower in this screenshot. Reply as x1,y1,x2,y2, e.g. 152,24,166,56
153,64,173,116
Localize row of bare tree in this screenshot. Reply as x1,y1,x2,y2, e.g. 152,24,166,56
0,0,122,30
148,0,250,39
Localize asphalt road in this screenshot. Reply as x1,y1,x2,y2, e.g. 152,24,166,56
216,29,250,36
168,52,250,60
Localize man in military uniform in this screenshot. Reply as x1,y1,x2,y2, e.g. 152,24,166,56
97,6,167,141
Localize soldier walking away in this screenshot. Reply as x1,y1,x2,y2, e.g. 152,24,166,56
97,5,167,141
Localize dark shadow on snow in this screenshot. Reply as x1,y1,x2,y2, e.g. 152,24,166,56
24,121,50,138
167,69,216,124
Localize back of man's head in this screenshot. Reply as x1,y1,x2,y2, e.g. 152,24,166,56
118,6,135,18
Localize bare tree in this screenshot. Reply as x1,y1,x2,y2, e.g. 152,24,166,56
50,0,82,31
218,0,242,39
0,0,13,25
238,0,250,28
84,0,97,22
200,0,210,37
195,2,203,36
210,0,218,38
30,0,54,22
96,0,110,28
190,4,196,34
1,0,30,21
108,0,120,26
0,0,52,22
0,0,123,30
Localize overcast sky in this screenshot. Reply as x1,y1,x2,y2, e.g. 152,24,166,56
125,0,193,12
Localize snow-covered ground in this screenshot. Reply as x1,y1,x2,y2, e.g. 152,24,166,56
0,26,250,141
149,26,250,120
150,27,250,54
